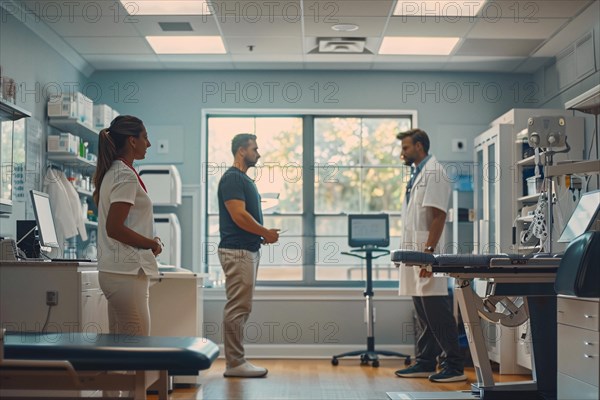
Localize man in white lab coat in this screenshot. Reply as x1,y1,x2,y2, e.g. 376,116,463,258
394,129,466,383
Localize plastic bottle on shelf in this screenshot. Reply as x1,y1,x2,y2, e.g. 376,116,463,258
85,230,97,260
81,198,88,220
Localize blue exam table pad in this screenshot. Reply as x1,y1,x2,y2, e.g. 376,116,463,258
3,332,219,375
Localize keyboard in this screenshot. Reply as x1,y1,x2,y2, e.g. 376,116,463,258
51,258,94,262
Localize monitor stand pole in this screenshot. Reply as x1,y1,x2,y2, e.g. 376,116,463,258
331,246,411,368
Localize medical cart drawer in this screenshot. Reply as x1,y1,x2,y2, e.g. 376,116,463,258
557,324,599,387
558,373,599,400
557,297,599,331
80,270,100,291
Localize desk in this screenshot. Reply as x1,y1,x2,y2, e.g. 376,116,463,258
0,261,107,334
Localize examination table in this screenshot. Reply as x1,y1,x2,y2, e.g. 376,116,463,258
0,330,219,399
388,251,560,400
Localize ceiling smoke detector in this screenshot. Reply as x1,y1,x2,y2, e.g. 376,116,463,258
316,38,367,54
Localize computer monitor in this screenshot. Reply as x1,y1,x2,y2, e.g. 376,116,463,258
29,190,60,248
348,214,390,248
558,190,600,243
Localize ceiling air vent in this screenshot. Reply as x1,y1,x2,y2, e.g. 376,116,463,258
159,22,193,32
311,37,370,54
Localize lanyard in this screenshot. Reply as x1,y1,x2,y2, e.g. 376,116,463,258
405,155,431,204
118,158,147,193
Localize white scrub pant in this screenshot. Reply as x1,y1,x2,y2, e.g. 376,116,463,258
99,269,150,336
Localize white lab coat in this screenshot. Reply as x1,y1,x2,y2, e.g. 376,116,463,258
42,168,88,245
398,155,451,297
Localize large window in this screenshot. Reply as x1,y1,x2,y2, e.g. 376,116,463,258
204,113,413,287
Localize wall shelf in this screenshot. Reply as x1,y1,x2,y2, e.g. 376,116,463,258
48,117,98,144
47,152,96,168
0,99,31,121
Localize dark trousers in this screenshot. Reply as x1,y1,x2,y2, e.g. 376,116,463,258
413,295,464,372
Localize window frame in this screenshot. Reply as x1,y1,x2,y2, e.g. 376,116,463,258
200,109,418,288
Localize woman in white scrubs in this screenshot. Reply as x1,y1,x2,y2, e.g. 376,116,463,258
93,115,162,336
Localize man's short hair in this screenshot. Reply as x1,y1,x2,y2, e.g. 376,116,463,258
397,128,430,154
231,133,257,155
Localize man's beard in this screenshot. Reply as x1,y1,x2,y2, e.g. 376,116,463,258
245,156,257,167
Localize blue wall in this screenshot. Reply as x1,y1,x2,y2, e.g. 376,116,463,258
88,70,536,184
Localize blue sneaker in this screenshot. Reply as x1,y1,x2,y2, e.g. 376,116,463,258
428,368,467,382
395,363,435,378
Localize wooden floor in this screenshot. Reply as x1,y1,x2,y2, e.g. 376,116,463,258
149,359,533,400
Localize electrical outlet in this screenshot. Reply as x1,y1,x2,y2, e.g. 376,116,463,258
46,290,58,306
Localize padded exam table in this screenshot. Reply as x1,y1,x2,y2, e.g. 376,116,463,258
389,251,561,400
0,331,219,399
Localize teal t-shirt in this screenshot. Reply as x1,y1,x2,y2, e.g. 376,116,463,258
218,167,263,252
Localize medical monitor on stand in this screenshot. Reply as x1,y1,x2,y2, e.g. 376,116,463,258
29,190,60,251
348,214,389,248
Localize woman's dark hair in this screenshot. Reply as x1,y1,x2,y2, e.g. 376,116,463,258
93,115,144,205
396,128,430,154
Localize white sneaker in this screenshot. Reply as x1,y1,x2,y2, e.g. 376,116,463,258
224,361,268,378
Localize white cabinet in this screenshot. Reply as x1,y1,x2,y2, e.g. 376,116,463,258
474,124,515,254
0,262,108,333
557,296,599,399
149,271,204,383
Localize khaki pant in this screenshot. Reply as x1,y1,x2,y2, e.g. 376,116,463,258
99,269,150,336
218,248,260,368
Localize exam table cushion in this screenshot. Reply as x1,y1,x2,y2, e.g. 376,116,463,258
4,333,219,373
555,231,600,298
391,251,505,268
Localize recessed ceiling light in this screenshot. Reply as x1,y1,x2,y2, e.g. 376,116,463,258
331,24,359,32
379,37,460,55
393,1,485,17
146,36,226,54
120,1,211,16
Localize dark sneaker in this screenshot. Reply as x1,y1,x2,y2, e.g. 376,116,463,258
395,363,435,378
428,369,467,382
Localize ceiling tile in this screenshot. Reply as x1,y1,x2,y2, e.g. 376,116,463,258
443,56,524,71
468,17,569,39
42,17,139,37
231,54,304,63
385,16,474,37
84,54,162,70
304,53,375,63
304,17,387,37
226,37,303,54
477,1,592,19
208,0,302,18
454,38,544,57
233,61,304,69
20,0,127,21
64,37,154,54
217,16,301,36
303,0,394,17
128,15,221,36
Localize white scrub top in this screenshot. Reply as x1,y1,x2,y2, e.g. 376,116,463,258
398,155,451,297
